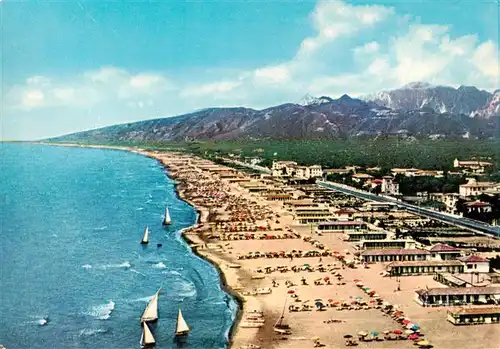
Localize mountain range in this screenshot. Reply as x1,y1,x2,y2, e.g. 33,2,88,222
49,82,499,143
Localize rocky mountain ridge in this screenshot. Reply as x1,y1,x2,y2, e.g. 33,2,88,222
49,83,499,143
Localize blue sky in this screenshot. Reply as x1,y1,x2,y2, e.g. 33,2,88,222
2,0,499,140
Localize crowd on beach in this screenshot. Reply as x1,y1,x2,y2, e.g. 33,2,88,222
151,153,463,349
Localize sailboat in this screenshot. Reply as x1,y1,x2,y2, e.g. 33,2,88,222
274,296,291,334
140,321,156,348
141,226,150,245
175,309,190,336
141,289,161,323
163,206,172,225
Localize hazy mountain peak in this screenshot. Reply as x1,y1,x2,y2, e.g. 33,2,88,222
299,94,333,106
365,82,493,116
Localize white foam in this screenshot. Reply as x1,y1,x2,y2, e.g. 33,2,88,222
27,316,49,326
86,301,115,320
98,261,131,270
82,264,92,269
130,269,146,277
161,270,182,276
177,282,197,298
135,207,144,211
152,262,166,269
130,295,154,303
93,226,108,231
79,328,107,336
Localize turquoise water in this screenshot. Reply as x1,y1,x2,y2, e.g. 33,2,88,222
0,143,237,349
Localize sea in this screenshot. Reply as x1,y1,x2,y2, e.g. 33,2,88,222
0,143,238,349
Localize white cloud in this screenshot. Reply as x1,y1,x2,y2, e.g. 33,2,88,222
3,0,499,137
354,41,380,56
298,0,394,56
52,87,75,102
367,58,390,76
254,65,291,84
180,80,242,98
472,41,499,79
22,90,45,109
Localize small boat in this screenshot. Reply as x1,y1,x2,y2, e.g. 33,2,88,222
141,289,161,323
140,321,156,347
163,207,172,225
175,309,190,336
141,227,150,245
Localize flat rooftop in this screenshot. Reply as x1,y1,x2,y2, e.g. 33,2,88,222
417,286,500,296
387,260,464,267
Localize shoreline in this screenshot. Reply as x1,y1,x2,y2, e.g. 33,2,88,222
30,142,500,349
164,168,246,347
36,142,247,348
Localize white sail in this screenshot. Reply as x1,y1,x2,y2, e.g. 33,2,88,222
141,290,160,322
141,226,149,244
164,207,172,225
175,309,190,336
141,322,156,346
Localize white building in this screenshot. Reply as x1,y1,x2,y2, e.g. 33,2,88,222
428,193,461,214
459,179,498,197
454,158,492,174
271,161,322,179
458,255,490,273
381,176,400,195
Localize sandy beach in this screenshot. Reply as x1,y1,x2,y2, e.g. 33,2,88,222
41,143,500,349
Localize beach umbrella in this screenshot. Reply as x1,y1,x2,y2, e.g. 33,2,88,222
402,319,411,324
287,290,295,294
417,340,430,346
408,334,420,340
311,337,320,341
315,301,325,308
328,299,334,303
393,329,402,335
404,330,414,335
353,279,361,282
370,331,379,337
344,334,353,339
411,325,420,331
406,324,415,329
324,276,329,281
383,330,390,335
358,331,368,337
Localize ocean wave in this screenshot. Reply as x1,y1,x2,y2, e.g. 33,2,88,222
161,270,182,276
82,264,92,269
79,328,108,336
86,301,115,320
176,281,197,298
135,207,144,211
27,316,50,326
130,269,146,277
93,226,108,231
129,295,154,303
98,261,131,270
152,262,166,269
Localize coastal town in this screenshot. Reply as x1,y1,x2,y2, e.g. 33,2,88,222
139,149,500,349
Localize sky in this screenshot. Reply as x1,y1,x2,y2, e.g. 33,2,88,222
1,0,499,140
